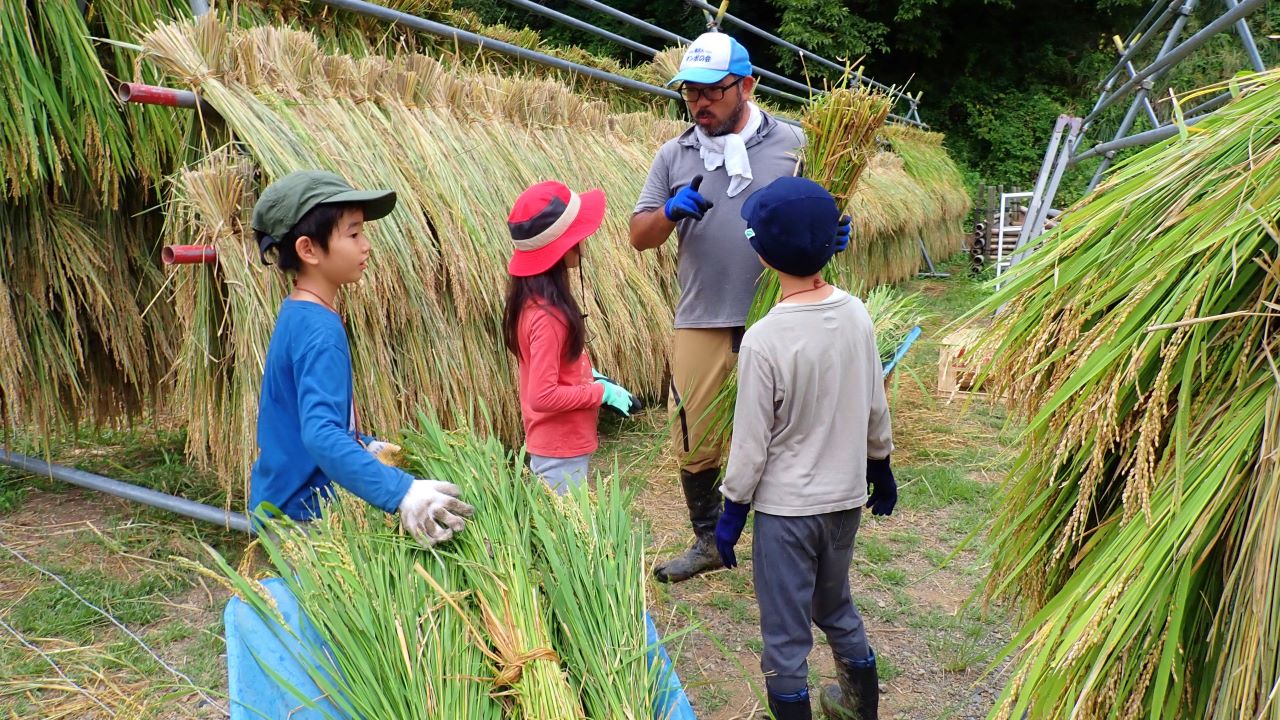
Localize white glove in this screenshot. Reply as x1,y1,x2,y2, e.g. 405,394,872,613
398,479,474,548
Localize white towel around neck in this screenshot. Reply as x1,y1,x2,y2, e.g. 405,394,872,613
694,102,762,198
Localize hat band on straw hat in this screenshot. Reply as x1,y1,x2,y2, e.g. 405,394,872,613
511,191,581,251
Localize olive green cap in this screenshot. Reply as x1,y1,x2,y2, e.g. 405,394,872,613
252,170,396,262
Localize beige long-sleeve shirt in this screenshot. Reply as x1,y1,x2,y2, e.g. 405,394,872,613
721,289,894,516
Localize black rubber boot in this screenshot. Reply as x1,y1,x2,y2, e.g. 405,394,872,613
820,649,878,720
768,690,813,720
653,468,724,583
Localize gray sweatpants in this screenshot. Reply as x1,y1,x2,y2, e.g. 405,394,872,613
753,508,870,695
529,454,591,495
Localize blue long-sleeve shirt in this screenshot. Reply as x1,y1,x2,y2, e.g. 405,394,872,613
249,299,413,520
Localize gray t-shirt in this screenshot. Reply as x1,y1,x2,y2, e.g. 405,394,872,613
634,112,805,328
720,289,894,516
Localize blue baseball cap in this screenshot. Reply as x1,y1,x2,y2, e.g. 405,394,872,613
741,177,841,277
668,32,753,87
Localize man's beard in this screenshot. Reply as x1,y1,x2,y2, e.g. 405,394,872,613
706,99,748,137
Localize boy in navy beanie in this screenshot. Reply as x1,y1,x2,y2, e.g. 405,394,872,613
714,176,897,720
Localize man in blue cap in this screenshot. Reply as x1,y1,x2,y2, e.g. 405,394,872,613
629,31,807,584
712,176,897,720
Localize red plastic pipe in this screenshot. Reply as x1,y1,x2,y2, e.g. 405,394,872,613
116,82,210,112
162,245,218,265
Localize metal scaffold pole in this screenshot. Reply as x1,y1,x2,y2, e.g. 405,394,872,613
1084,0,1199,193
1005,0,1268,275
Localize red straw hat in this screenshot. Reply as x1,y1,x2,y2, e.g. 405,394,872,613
507,181,606,277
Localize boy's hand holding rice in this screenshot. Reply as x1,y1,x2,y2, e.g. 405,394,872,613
398,479,474,546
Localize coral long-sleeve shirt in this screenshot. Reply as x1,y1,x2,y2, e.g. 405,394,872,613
516,301,604,458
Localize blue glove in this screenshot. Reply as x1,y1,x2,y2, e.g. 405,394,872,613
592,369,643,417
663,174,714,222
834,214,852,252
715,499,751,569
866,457,897,516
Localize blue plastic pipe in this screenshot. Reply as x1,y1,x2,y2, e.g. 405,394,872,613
0,449,251,533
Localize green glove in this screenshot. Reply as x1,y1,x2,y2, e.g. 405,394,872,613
592,369,643,417
596,380,633,416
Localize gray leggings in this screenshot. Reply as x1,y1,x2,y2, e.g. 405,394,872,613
752,508,870,695
529,454,591,495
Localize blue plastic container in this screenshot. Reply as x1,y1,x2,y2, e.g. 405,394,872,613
225,578,697,719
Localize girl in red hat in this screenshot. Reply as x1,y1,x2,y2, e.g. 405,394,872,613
502,180,638,493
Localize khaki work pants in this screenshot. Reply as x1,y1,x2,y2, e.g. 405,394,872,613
669,327,744,474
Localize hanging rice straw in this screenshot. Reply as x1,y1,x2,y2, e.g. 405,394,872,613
960,69,1280,719
134,19,967,498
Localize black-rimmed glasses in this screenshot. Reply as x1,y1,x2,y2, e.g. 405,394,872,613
678,77,745,103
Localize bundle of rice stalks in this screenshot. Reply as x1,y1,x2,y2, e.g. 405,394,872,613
882,125,969,262
838,152,935,289
165,154,276,484
0,0,130,202
963,70,1280,719
404,419,581,718
803,77,894,209
0,0,188,435
233,0,427,58
0,0,192,198
232,0,672,116
748,78,893,320
91,0,194,185
404,416,652,718
862,285,928,360
443,13,656,112
410,417,651,720
631,46,688,89
198,411,651,719
525,467,649,719
0,191,174,433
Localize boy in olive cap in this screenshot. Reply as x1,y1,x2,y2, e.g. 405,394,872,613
250,170,472,547
713,176,897,720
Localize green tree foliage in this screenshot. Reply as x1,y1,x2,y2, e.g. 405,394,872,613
771,0,888,63
451,0,1277,196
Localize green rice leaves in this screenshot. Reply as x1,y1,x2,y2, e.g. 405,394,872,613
202,412,654,719
966,69,1280,719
